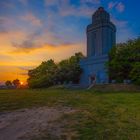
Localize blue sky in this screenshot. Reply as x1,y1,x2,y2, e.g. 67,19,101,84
0,0,140,83
0,0,139,43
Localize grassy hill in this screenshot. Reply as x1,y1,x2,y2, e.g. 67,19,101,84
0,88,140,139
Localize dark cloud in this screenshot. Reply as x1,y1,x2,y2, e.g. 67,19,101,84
18,66,35,71
11,40,42,53
11,30,43,51
10,27,76,53
12,41,38,49
11,36,59,53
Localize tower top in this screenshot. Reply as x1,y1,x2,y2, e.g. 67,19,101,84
92,7,110,24
98,7,104,11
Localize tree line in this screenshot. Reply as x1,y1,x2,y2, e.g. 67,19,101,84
27,52,84,88
5,79,20,88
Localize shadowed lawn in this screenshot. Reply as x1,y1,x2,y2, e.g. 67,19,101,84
0,89,140,139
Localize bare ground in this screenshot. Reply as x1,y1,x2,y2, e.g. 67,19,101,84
0,107,78,140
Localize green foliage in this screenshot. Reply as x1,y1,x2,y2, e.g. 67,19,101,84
28,59,57,88
130,62,140,85
57,52,84,84
28,52,84,88
108,38,140,84
5,80,12,87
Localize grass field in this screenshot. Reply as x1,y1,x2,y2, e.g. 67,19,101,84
0,88,140,139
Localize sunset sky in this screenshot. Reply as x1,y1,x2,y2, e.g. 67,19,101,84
0,0,140,84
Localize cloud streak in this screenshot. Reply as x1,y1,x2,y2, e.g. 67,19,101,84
11,41,80,54
21,13,42,27
108,1,125,12
45,0,100,17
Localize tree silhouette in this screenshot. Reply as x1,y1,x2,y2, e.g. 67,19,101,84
5,80,12,87
12,79,20,88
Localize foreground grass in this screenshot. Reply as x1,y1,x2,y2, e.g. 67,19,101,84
0,89,140,139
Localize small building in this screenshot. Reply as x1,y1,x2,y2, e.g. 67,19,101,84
80,7,116,86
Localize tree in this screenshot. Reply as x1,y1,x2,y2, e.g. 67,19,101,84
12,79,20,88
28,59,58,88
56,52,84,84
107,37,140,85
68,52,84,83
130,62,140,85
5,80,12,87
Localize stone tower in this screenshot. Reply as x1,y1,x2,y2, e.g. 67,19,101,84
87,7,116,57
80,7,116,86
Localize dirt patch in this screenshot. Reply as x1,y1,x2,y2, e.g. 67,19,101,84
0,107,78,140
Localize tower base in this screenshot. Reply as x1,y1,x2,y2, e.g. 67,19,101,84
80,55,109,87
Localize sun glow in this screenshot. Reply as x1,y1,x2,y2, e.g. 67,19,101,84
20,81,24,85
